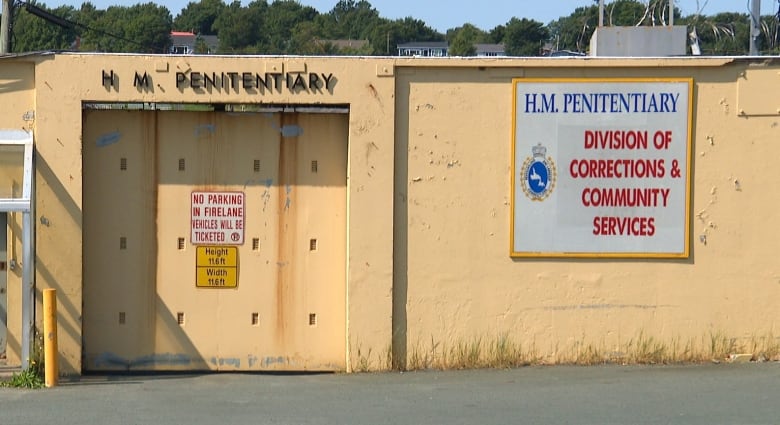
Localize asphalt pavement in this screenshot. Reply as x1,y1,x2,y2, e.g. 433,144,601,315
1,363,778,424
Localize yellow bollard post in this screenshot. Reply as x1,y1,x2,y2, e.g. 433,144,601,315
43,288,58,388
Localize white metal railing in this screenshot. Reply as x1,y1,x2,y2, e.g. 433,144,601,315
0,129,34,370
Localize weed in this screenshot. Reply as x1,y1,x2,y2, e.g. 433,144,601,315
449,338,482,369
573,342,607,365
355,347,372,373
362,330,780,372
709,330,736,361
350,342,395,373
0,366,44,389
746,332,780,361
384,344,393,370
1,330,45,389
403,334,540,371
627,331,667,364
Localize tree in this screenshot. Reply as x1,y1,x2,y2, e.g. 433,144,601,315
289,20,327,54
361,19,394,55
447,24,485,56
603,0,654,26
76,3,171,53
325,0,381,40
388,16,442,42
129,3,173,52
685,12,750,55
264,0,318,53
173,0,225,34
75,2,102,28
449,31,475,56
503,17,548,56
486,25,505,44
11,2,78,52
212,0,266,53
363,16,443,55
547,4,598,53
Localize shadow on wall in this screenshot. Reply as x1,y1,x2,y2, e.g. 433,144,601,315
30,152,84,373
391,78,410,370
85,296,207,371
0,78,33,94
80,109,348,372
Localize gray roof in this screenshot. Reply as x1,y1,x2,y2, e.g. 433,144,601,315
396,41,448,49
0,51,53,60
475,44,505,53
170,32,219,52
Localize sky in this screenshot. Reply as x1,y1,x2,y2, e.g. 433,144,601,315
40,0,780,32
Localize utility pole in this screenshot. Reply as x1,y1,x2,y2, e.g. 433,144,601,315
749,0,761,55
0,0,11,54
598,0,604,27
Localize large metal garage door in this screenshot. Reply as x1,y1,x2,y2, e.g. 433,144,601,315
83,107,347,371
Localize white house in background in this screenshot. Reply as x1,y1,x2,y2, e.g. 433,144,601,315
475,44,505,57
396,41,448,57
169,31,219,55
397,42,505,57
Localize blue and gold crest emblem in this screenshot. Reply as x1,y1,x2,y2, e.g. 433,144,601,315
521,143,556,201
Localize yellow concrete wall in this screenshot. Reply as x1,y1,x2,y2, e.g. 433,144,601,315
393,58,780,365
81,109,349,371
27,54,396,374
2,53,779,373
0,61,33,130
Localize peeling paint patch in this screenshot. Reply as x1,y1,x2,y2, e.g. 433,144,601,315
96,131,121,147
94,351,128,368
132,353,193,367
719,98,730,114
93,352,193,368
280,125,303,138
263,113,304,138
209,356,241,367
195,124,216,136
284,184,292,210
261,178,273,212
211,357,241,367
261,356,297,368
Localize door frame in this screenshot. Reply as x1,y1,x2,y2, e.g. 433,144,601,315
0,130,34,369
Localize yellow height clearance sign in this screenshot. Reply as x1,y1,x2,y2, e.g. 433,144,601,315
196,246,238,288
